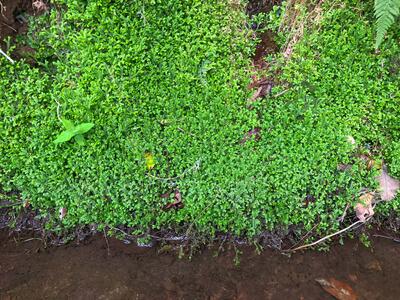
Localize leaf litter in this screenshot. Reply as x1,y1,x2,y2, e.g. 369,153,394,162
376,164,400,201
354,163,399,222
316,278,357,300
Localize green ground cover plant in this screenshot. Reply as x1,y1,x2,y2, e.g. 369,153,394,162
0,0,399,243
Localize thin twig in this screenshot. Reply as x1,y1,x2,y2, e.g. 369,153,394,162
22,238,42,243
0,1,6,19
285,218,370,252
289,222,319,250
0,201,23,208
338,203,350,223
1,21,17,32
55,99,62,122
373,234,400,243
103,228,110,256
273,89,290,98
0,48,14,64
147,159,201,182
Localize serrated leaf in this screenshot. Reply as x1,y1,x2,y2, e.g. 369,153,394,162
73,123,94,135
54,130,75,144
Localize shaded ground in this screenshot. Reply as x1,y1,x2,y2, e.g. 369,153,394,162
1,229,400,299
0,0,33,44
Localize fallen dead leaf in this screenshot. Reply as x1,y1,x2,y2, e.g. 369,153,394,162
144,152,155,170
355,192,374,222
337,164,352,172
356,153,376,171
163,189,184,211
59,207,67,220
377,165,400,201
348,274,358,283
316,278,357,300
32,0,49,12
249,86,263,102
248,76,268,89
247,76,273,104
240,127,261,144
366,159,375,171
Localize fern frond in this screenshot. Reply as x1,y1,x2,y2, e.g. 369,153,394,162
374,0,400,48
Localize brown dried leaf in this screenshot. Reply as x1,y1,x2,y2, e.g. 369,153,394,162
249,86,263,102
316,278,357,300
355,192,374,222
163,189,184,211
247,76,268,89
174,189,182,203
240,127,261,144
337,164,352,172
59,207,67,220
377,165,400,201
356,153,375,170
160,191,172,199
32,0,49,12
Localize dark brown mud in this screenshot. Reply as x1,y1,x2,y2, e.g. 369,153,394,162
1,229,400,299
0,0,34,43
0,0,47,61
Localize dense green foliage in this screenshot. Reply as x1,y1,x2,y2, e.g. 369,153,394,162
0,0,399,239
374,0,400,48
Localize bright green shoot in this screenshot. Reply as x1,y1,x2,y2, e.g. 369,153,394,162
54,119,94,145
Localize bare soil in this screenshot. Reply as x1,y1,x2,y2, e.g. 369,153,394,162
0,0,34,44
1,229,400,299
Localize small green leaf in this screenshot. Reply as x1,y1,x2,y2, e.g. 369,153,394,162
74,134,85,145
61,119,75,130
73,123,95,135
54,130,75,144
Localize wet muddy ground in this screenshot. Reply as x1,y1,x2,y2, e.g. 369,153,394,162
0,0,34,44
1,229,400,299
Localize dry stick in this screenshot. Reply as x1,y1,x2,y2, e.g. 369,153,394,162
55,99,63,122
285,218,370,252
373,234,400,243
0,48,14,64
288,222,320,250
0,1,6,19
273,89,290,98
287,194,383,252
338,203,350,223
103,228,110,256
22,238,42,243
147,159,201,182
0,201,23,208
1,21,17,32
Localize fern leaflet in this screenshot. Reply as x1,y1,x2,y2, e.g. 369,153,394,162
374,0,400,48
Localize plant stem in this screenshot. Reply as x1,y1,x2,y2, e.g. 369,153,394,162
0,48,14,64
